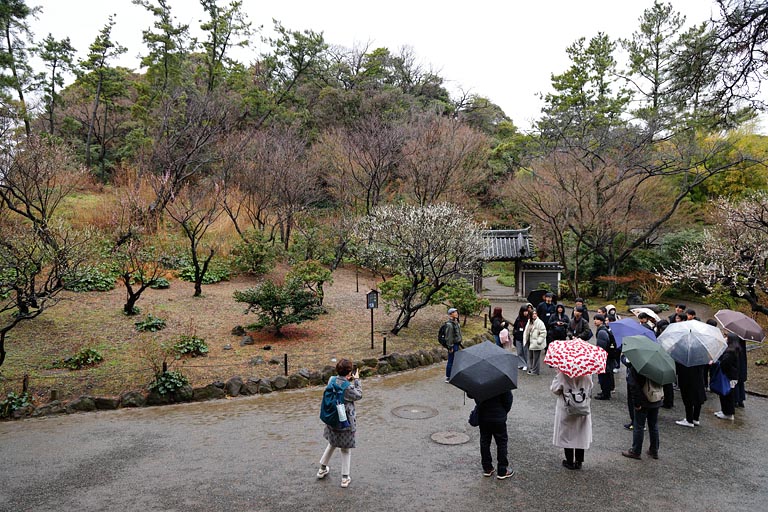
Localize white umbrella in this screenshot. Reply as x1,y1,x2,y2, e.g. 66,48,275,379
630,307,661,323
657,320,727,367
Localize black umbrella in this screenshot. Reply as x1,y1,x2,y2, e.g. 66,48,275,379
527,289,549,307
448,341,518,403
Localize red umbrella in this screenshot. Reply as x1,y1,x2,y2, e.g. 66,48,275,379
544,339,607,378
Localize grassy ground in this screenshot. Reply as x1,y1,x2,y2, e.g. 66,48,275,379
0,265,485,404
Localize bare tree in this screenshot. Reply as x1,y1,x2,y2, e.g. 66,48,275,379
165,181,223,297
400,114,489,206
320,113,405,215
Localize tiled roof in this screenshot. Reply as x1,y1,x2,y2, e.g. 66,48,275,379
481,228,534,261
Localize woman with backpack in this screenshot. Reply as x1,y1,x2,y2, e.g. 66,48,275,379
551,369,593,470
317,359,362,488
490,307,505,347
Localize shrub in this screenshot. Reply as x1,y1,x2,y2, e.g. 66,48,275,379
233,279,323,336
63,265,117,292
134,314,166,332
178,258,231,284
0,391,31,419
148,370,189,395
173,335,209,357
231,230,276,275
60,347,103,370
149,277,170,289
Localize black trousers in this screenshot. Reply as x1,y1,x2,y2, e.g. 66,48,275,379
662,383,674,407
719,389,736,416
564,448,584,463
480,422,509,473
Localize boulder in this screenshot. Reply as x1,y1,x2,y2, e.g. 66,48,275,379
272,375,289,390
388,354,408,371
120,391,146,408
360,367,376,378
377,362,392,375
262,345,272,350
94,397,121,410
320,365,336,382
240,335,255,346
298,368,311,379
242,377,260,395
11,405,33,419
145,391,172,406
250,356,265,366
231,325,246,336
222,344,233,350
192,384,226,401
288,374,309,389
258,379,273,394
308,371,324,386
31,401,66,417
362,358,379,368
212,381,226,389
268,357,282,365
67,396,96,413
173,385,193,402
226,376,244,397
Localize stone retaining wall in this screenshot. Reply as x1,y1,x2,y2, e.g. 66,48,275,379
7,333,492,420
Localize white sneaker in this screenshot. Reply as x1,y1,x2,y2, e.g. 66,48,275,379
522,366,528,371
675,419,695,428
714,411,734,421
341,476,351,488
692,420,701,426
612,368,619,374
317,465,329,479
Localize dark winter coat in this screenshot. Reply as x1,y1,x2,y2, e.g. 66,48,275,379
548,312,569,341
676,363,707,405
537,301,557,329
738,338,748,383
719,349,739,381
512,317,528,343
567,317,592,340
491,316,504,335
475,390,513,425
627,366,663,409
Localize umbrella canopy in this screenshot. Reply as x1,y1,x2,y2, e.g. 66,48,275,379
622,335,676,385
608,318,657,347
658,320,727,367
630,307,661,323
527,289,548,307
714,309,766,342
543,339,607,378
448,341,518,403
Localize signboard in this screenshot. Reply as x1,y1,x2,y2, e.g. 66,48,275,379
366,289,379,309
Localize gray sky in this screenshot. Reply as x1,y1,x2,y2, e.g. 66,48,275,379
32,0,729,131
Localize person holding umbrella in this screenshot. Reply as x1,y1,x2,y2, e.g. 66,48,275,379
619,336,675,460
545,339,606,470
447,341,518,480
714,334,741,421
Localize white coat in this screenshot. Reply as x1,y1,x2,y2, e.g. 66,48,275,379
525,317,547,351
550,372,593,449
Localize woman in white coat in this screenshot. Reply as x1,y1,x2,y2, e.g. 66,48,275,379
551,370,593,470
525,311,547,375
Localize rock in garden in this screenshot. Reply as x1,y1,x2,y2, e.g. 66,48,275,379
298,368,311,379
145,391,171,406
288,374,309,389
272,375,289,390
250,356,265,366
308,371,324,385
231,325,246,336
66,396,96,413
360,368,375,378
12,405,33,419
226,376,244,396
320,365,335,381
222,344,233,351
94,397,121,410
262,345,272,351
362,358,379,368
31,400,66,417
240,335,254,346
192,384,226,401
242,377,260,395
377,362,392,375
268,357,281,365
120,391,146,408
258,379,273,394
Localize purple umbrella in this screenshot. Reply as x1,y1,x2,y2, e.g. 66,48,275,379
608,318,657,347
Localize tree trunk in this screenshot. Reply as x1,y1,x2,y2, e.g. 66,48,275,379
85,73,103,169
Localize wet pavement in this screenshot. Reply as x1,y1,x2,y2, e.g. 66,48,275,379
1,362,766,512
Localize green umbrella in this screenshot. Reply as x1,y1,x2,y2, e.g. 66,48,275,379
621,335,676,385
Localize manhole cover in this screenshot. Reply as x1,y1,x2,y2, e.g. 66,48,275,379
391,404,439,419
431,431,470,445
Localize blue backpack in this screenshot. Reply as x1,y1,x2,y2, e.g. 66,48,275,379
320,376,350,428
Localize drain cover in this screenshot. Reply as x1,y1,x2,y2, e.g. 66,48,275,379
391,405,439,419
431,431,470,445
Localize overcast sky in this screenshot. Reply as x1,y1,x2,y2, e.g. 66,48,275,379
31,0,725,131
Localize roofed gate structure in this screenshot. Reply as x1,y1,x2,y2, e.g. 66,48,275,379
481,228,563,299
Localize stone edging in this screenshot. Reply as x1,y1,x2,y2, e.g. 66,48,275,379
5,334,493,421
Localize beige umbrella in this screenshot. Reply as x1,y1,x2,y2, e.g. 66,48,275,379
630,307,661,323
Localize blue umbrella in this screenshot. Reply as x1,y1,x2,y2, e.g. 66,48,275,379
608,318,656,347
